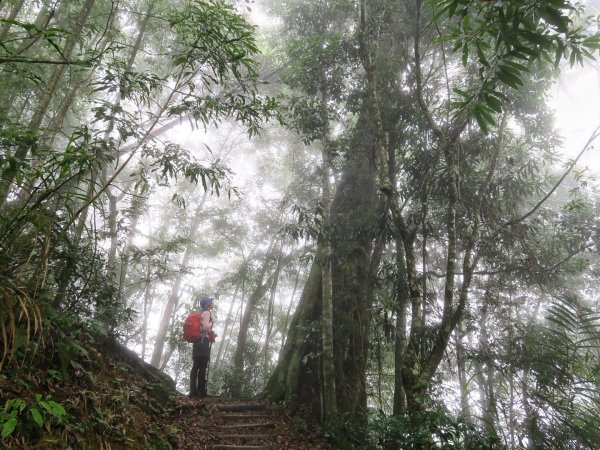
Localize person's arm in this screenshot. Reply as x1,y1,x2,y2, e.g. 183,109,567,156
201,311,213,333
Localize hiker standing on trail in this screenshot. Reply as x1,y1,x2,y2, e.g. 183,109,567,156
189,296,215,397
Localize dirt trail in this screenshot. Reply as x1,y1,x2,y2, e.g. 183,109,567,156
171,396,331,449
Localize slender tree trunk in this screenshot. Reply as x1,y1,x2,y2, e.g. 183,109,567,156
43,0,119,146
106,186,121,271
455,322,472,422
216,258,249,370
474,303,498,436
115,193,146,301
359,1,429,426
213,284,240,372
0,87,18,122
13,0,57,56
233,239,278,372
150,191,208,368
263,244,283,379
141,279,155,361
0,0,96,205
140,216,154,361
393,236,409,416
0,0,26,43
28,0,95,130
522,375,542,449
217,290,244,370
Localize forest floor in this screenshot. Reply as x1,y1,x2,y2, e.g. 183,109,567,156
0,332,332,449
171,395,331,450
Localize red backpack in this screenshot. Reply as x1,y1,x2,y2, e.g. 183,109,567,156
183,311,203,343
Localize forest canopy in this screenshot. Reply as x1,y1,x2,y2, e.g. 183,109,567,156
2,0,600,448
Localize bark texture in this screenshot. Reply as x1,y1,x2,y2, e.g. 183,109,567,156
264,109,378,419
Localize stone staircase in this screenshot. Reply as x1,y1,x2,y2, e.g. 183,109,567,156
212,400,274,449
173,396,329,449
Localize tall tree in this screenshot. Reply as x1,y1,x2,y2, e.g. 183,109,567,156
0,0,277,372
357,0,600,433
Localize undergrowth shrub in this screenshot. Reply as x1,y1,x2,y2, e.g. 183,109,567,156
0,308,176,449
0,394,67,440
323,409,504,450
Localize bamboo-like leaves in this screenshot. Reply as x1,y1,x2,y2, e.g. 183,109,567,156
0,284,42,371
528,295,600,446
166,0,279,136
430,0,600,133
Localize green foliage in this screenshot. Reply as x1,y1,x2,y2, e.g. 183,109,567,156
283,32,354,100
522,295,600,448
92,63,163,106
136,143,239,199
148,423,179,450
0,395,67,440
322,410,503,450
167,0,280,136
431,0,600,132
280,203,323,241
220,339,266,397
0,0,280,378
370,411,502,450
0,125,121,355
0,18,90,65
322,411,366,449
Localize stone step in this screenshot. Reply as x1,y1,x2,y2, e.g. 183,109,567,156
213,446,270,450
221,414,271,421
217,403,267,412
209,397,256,402
217,422,275,430
216,433,272,440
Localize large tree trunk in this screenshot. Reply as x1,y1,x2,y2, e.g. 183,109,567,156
263,261,322,413
264,109,378,420
318,80,337,422
279,267,301,353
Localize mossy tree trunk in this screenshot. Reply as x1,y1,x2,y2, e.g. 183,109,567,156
318,74,337,423
264,108,378,420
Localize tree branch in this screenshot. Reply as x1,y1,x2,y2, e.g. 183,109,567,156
414,0,442,139
492,124,600,238
0,56,91,65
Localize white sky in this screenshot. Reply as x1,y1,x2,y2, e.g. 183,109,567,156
137,5,600,371
551,63,600,172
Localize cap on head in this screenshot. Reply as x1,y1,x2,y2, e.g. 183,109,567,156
200,297,213,310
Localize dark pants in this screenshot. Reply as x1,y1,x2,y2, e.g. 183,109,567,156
190,356,209,396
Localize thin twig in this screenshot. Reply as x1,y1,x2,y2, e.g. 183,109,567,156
496,124,600,233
